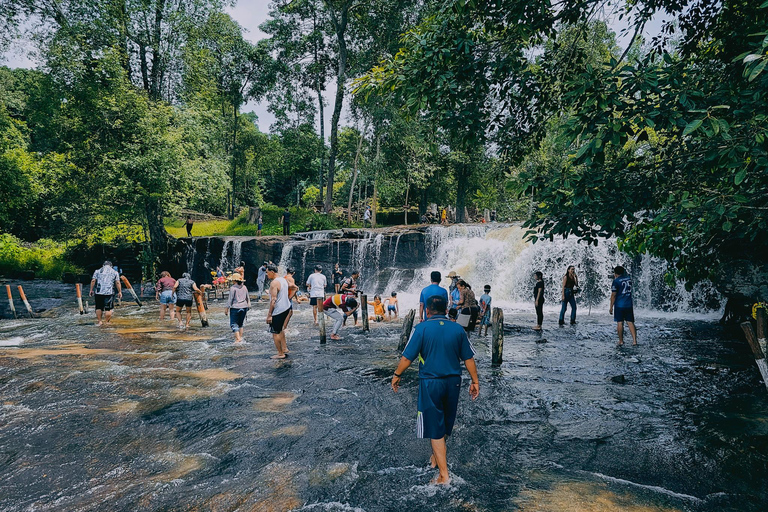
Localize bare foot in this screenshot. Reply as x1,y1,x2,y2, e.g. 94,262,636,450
429,454,436,468
330,334,341,340
271,354,287,359
632,341,638,346
533,326,541,331
430,473,451,485
96,322,103,327
617,341,624,346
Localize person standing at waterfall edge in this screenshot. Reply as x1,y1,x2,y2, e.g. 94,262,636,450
281,207,291,236
363,205,372,228
306,265,327,325
392,295,480,485
610,265,638,346
185,216,193,237
333,263,343,293
89,260,122,327
419,271,449,322
257,262,268,301
225,273,250,344
559,265,579,326
533,271,545,330
266,264,292,358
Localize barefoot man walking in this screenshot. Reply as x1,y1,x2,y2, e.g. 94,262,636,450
265,264,292,359
391,295,480,485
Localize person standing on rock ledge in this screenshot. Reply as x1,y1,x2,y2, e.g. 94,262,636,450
89,260,122,327
392,295,479,485
185,216,193,237
281,207,291,236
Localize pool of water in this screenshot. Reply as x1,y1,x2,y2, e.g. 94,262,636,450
1,291,767,511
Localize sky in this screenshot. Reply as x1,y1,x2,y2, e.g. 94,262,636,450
1,2,668,136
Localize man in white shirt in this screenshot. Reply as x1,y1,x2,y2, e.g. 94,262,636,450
89,260,122,326
305,265,327,325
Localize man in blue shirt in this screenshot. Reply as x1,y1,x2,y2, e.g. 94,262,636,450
419,270,449,321
610,265,638,346
392,295,480,485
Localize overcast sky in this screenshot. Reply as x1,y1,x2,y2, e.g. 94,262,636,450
1,2,666,136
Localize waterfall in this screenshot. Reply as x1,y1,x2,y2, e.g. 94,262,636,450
218,240,231,272
278,242,295,273
185,240,197,273
231,240,243,268
384,224,721,314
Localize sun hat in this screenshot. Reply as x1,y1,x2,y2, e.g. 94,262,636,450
447,271,459,278
229,273,243,281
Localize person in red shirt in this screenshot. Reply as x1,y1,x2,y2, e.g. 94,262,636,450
322,294,358,340
155,271,176,321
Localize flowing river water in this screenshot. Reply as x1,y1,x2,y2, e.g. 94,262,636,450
1,226,767,511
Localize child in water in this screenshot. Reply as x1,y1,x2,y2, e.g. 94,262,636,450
385,292,399,320
369,295,385,322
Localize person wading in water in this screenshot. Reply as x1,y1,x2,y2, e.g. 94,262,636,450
559,265,579,326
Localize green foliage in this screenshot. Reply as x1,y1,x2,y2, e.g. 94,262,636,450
0,233,81,279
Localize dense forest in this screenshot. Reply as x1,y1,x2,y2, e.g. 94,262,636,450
1,0,767,285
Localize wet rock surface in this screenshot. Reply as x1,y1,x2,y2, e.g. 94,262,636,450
1,301,767,511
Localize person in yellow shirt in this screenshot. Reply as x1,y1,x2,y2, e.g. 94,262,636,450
369,295,385,322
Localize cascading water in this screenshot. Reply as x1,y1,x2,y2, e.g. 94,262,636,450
378,224,721,315
185,240,197,273
218,240,232,272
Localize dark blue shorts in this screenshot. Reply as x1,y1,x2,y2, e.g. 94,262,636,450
230,308,248,331
417,376,462,439
614,306,635,323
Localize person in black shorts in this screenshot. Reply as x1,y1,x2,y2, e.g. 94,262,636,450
89,261,122,326
174,272,201,329
610,265,638,346
333,263,343,293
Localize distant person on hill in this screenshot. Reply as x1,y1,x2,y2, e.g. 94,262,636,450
441,208,447,225
363,205,372,227
185,216,193,237
385,292,399,320
281,207,291,236
610,265,638,346
559,265,579,326
478,285,492,336
266,264,292,358
419,270,449,322
322,294,359,340
225,273,250,344
155,271,176,321
174,272,201,330
89,260,122,327
533,271,545,331
257,214,263,236
333,263,343,293
306,265,327,325
392,295,479,486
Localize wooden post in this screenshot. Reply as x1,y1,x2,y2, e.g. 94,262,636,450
193,290,209,327
361,294,369,332
319,300,327,344
741,321,768,391
17,285,34,318
120,276,142,307
492,307,504,365
75,283,85,315
398,309,416,352
757,308,767,360
6,284,17,319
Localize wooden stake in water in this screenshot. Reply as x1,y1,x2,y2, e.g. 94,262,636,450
757,308,767,360
6,284,17,319
361,294,369,332
741,321,768,391
75,283,85,315
398,309,415,352
193,290,209,327
17,285,34,318
120,276,142,307
491,307,504,365
319,300,327,344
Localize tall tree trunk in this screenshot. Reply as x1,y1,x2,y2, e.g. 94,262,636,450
404,175,410,226
145,196,170,262
149,0,165,100
317,88,325,206
117,0,132,78
347,122,367,224
455,160,468,223
230,105,239,219
372,130,380,227
139,42,150,92
323,2,349,214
